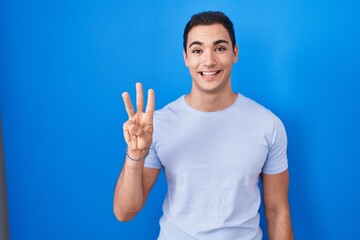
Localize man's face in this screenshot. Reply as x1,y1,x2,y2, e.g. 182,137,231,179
184,24,238,95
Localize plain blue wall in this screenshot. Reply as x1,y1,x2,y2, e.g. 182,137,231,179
1,0,360,239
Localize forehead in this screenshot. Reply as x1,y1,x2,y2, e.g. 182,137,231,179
187,24,231,46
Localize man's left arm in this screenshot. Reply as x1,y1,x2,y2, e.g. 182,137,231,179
261,170,294,240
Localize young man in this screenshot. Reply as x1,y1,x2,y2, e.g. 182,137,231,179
114,11,294,240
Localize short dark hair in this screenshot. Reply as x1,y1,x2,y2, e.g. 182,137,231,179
183,11,236,53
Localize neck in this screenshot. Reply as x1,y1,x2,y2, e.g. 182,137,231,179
185,90,237,112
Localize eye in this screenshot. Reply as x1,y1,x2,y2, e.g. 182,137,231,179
192,49,203,54
215,46,226,52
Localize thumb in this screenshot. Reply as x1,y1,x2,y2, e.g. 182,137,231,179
129,124,144,136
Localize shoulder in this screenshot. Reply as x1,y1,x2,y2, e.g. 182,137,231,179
236,94,286,132
237,94,281,120
153,96,185,122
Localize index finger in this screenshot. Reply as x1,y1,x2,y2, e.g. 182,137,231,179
145,89,155,116
122,92,135,119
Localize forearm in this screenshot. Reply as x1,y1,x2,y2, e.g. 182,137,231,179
262,171,293,240
266,208,294,240
113,150,147,221
115,83,155,221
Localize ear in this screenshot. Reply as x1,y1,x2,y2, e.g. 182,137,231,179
232,45,239,64
183,50,189,67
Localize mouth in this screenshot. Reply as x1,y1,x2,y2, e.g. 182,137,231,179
199,70,221,77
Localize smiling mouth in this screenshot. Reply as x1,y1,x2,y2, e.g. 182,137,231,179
199,70,221,76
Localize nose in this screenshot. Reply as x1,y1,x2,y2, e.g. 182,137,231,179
202,50,216,67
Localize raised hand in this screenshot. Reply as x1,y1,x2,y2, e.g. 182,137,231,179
122,83,155,156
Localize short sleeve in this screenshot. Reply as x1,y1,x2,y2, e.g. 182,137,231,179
262,116,289,174
144,142,162,169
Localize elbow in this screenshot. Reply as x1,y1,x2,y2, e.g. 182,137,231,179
264,205,292,226
113,202,142,222
113,207,136,222
113,194,144,222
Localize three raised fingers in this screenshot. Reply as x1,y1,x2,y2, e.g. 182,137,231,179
122,83,155,119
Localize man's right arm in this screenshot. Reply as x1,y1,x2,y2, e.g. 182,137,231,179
113,83,158,221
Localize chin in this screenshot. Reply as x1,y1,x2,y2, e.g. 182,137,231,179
194,81,230,95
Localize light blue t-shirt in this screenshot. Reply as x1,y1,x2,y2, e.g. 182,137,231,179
145,94,288,240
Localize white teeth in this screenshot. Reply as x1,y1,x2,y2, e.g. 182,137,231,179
202,71,218,76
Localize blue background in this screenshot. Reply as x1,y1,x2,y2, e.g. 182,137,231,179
1,0,360,239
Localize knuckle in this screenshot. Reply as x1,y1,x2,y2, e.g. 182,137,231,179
123,121,132,129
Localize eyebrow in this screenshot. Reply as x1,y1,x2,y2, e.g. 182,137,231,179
188,39,230,49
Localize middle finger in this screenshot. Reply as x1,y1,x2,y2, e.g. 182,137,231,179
136,82,144,113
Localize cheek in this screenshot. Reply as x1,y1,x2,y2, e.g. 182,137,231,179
220,57,235,67
187,59,199,69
